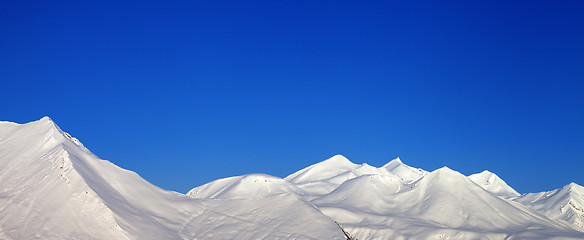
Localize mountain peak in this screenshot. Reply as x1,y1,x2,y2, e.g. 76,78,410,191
187,173,303,200
421,167,469,183
29,116,60,130
381,157,402,169
300,154,357,172
285,155,358,184
381,157,427,183
433,166,457,174
325,154,354,165
563,182,584,196
39,116,54,123
0,118,349,239
34,117,86,148
515,181,584,230
468,170,520,198
566,182,583,189
27,116,56,128
469,170,496,181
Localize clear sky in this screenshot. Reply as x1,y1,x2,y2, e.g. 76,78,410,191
1,1,582,194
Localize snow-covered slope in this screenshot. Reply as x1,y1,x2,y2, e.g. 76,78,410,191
2,117,583,239
284,155,421,199
0,117,348,240
311,173,407,212
468,170,520,198
285,155,373,197
182,196,349,239
312,166,584,239
381,157,427,183
186,173,304,199
194,154,584,239
515,182,584,230
0,117,130,239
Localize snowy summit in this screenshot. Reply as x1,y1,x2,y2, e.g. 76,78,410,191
0,118,583,239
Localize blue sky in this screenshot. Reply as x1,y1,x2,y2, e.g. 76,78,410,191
1,1,582,194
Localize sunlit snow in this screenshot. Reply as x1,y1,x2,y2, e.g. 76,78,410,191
1,117,583,239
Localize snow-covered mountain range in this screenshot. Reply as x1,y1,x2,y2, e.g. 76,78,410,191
0,118,347,240
1,117,583,239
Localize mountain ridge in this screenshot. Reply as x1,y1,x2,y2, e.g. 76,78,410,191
515,182,584,230
0,118,348,240
1,117,583,239
468,170,521,198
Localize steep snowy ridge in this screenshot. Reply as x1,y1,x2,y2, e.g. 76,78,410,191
382,157,427,183
284,155,423,199
0,117,130,239
313,166,583,239
0,118,348,240
515,182,584,230
284,155,387,198
205,154,584,239
1,117,583,239
413,167,555,230
468,170,520,198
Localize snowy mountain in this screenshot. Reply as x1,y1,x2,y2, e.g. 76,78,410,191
468,170,520,198
381,157,427,183
515,182,584,230
186,173,304,199
284,155,419,199
0,117,348,240
1,117,583,239
0,117,129,239
312,166,583,239
191,154,584,239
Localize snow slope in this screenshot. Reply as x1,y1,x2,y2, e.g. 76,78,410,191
514,182,584,230
0,117,348,240
0,117,129,239
284,155,421,199
2,117,583,240
381,157,427,183
194,154,584,239
468,170,520,198
186,173,304,199
312,166,583,239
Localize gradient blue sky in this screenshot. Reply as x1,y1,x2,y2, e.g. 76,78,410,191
1,1,582,194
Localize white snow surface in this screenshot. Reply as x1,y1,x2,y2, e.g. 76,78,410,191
192,154,583,239
283,155,424,200
311,166,583,239
0,117,347,240
381,157,428,183
1,117,584,240
514,182,584,230
186,173,305,199
468,170,521,198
